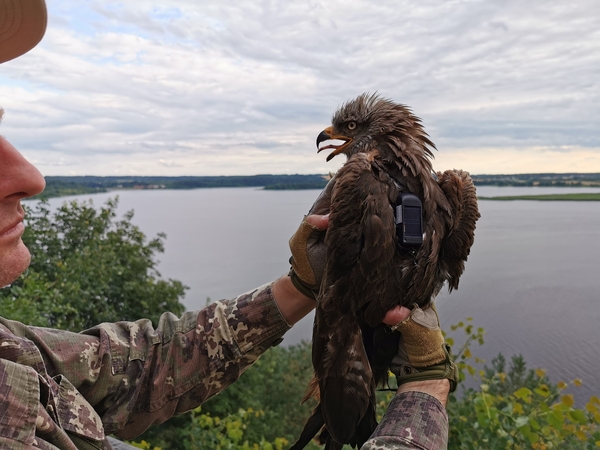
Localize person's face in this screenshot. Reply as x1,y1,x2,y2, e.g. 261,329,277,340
0,136,46,287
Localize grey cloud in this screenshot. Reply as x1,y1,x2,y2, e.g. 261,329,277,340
1,0,598,175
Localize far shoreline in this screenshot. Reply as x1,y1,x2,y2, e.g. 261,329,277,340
478,193,600,201
33,173,600,201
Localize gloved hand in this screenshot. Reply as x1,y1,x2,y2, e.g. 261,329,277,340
288,217,327,299
288,178,335,300
389,303,459,392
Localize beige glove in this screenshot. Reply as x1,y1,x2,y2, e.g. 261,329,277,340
288,178,335,299
288,218,327,299
390,303,459,392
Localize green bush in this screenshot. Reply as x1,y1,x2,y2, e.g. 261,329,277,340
447,320,600,449
132,407,289,450
0,198,186,331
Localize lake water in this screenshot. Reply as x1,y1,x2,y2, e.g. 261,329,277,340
43,185,600,403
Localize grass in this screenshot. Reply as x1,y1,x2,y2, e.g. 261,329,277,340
478,193,600,201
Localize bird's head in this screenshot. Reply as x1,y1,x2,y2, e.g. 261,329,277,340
316,93,434,162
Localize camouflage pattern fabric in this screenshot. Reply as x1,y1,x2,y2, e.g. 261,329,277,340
361,391,448,450
0,282,289,449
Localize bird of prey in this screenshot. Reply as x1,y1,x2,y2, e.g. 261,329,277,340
290,93,480,450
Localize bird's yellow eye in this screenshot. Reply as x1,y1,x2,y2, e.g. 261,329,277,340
348,121,357,130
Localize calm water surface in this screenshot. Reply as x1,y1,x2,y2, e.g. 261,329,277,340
45,186,600,402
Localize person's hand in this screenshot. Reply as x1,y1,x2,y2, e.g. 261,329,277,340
288,214,328,300
382,303,458,403
274,177,332,324
288,178,335,299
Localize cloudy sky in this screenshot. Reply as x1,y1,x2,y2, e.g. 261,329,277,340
1,0,599,176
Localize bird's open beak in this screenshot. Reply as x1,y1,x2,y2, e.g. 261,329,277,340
316,126,353,162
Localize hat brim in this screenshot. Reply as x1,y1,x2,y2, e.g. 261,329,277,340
0,0,47,64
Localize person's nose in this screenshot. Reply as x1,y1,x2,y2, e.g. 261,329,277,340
0,137,46,200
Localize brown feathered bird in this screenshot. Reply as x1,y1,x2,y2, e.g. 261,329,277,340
290,93,480,450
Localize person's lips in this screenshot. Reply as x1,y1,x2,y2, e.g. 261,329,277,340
0,219,25,241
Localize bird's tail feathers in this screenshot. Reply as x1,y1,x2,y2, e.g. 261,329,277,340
289,404,325,450
301,376,320,404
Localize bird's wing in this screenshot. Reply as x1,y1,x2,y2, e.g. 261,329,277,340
308,152,395,447
436,169,480,291
313,152,397,373
319,152,400,321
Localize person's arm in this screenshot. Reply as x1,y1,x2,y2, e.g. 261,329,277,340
272,274,316,325
361,380,450,450
397,379,450,408
360,304,455,450
3,281,290,439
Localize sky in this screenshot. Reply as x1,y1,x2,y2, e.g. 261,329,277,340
1,0,599,176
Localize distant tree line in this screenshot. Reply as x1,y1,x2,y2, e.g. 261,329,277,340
38,173,600,201
38,175,330,199
471,172,600,187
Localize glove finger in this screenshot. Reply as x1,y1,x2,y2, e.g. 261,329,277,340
390,333,410,374
407,303,440,329
392,304,446,368
306,229,327,288
289,219,321,286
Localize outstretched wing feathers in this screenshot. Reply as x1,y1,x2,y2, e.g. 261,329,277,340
437,170,480,291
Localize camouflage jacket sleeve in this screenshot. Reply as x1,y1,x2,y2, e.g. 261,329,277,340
8,282,290,442
361,392,448,450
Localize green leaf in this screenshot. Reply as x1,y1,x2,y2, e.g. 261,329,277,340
515,416,529,428
534,386,550,397
547,410,564,429
540,402,550,413
568,409,587,425
514,387,532,400
529,417,540,431
562,394,575,408
518,424,538,445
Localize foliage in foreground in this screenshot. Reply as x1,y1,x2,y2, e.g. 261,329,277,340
448,320,600,449
0,198,186,331
131,408,289,450
136,320,600,450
